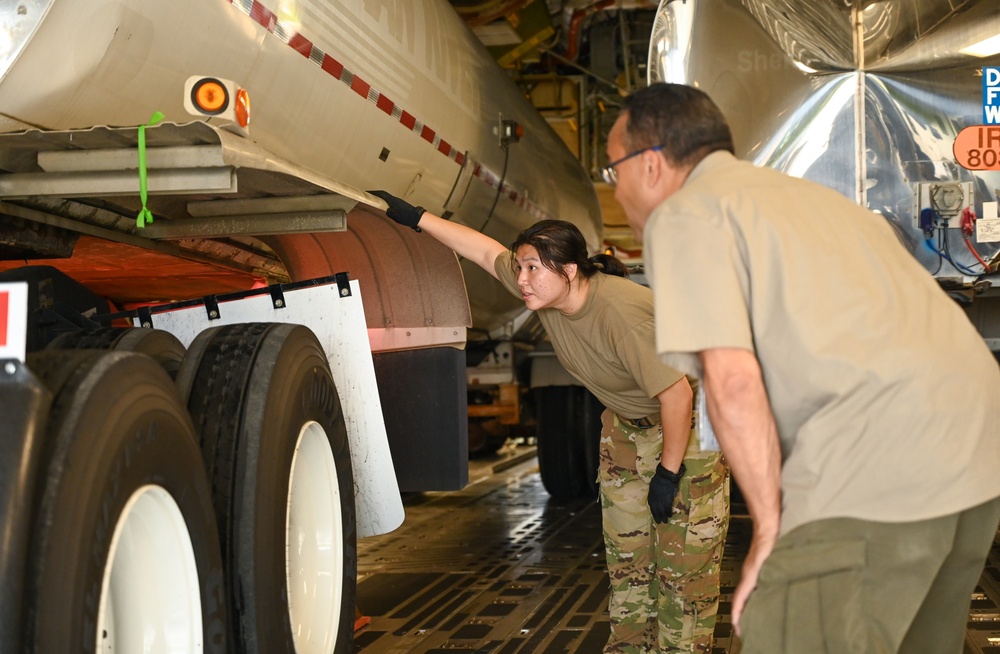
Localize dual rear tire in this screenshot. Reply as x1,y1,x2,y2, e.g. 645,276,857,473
178,323,356,654
21,324,356,653
23,350,226,653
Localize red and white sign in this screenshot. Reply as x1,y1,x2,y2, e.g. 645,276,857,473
0,282,28,362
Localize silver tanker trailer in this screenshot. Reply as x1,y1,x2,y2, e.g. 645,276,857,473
0,1,603,652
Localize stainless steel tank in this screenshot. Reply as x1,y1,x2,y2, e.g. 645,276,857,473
648,0,1000,279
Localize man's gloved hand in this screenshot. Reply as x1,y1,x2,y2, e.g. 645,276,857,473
368,190,425,231
648,462,685,524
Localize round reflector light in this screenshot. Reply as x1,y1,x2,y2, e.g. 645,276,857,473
192,78,229,115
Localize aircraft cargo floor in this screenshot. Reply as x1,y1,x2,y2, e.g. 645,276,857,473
354,445,1000,653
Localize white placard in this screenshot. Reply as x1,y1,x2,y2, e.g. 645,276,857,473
977,220,1000,242
977,203,1000,243
0,282,28,362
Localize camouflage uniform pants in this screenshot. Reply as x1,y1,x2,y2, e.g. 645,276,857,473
598,410,730,654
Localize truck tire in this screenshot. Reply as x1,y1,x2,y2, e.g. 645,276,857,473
176,323,357,654
534,385,603,500
47,326,187,379
23,350,227,653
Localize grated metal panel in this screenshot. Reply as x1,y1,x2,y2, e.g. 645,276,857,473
356,448,999,653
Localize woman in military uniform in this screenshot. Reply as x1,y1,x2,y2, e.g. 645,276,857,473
371,190,729,654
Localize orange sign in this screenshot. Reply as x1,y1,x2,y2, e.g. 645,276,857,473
954,125,1000,170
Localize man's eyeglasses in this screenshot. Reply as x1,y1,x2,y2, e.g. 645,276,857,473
600,145,664,186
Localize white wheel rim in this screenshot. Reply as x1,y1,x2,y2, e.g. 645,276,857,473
97,485,203,653
286,420,344,653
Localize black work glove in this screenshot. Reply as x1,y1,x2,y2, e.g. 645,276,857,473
648,462,685,524
368,190,425,231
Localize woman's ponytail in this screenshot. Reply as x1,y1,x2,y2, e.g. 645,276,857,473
589,253,629,278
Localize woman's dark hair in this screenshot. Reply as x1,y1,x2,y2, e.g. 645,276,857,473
510,219,629,281
621,83,735,168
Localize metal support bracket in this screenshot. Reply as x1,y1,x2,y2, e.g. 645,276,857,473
137,306,153,329
204,295,220,320
269,284,286,310
335,272,352,297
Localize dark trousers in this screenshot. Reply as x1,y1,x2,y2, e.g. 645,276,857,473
738,495,1000,654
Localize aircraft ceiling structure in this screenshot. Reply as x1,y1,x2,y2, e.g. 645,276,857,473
447,0,659,259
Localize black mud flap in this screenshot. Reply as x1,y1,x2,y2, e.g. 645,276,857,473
372,347,469,492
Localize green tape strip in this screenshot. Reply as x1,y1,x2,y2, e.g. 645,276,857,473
135,111,165,229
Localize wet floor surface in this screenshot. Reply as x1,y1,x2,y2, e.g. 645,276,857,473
355,446,1000,653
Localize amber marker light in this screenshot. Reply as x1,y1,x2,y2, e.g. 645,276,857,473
235,88,250,128
192,78,229,115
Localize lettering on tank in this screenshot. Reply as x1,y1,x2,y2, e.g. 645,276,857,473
362,0,416,55
363,0,480,117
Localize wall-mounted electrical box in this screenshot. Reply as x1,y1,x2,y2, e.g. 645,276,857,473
912,181,974,230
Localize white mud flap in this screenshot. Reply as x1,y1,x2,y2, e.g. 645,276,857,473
148,278,404,538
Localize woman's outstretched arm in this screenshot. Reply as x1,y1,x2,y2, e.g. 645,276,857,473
370,190,508,279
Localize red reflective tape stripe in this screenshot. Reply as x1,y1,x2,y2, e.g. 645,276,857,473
230,0,461,168
321,55,343,79
249,1,274,30
224,0,556,212
0,291,7,347
376,95,394,115
288,33,313,57
350,76,370,99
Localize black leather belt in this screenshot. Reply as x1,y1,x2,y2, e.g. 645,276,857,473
619,415,657,429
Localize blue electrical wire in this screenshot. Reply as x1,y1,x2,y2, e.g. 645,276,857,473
941,225,986,276
920,207,985,277
924,236,982,276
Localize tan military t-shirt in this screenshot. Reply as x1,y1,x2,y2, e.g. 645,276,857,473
645,150,1000,535
494,251,684,417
